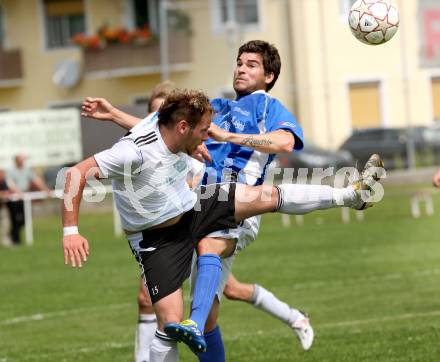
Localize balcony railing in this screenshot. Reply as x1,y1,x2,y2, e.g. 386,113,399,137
83,32,192,78
0,49,23,87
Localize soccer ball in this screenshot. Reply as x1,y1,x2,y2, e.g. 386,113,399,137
348,0,399,45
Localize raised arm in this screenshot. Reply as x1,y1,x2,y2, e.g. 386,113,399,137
81,97,142,130
208,123,295,154
62,156,100,267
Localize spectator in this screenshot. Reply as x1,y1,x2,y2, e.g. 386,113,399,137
6,155,50,244
433,167,440,188
0,169,21,246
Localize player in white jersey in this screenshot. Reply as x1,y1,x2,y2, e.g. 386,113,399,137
83,84,314,362
66,88,384,362
135,82,310,362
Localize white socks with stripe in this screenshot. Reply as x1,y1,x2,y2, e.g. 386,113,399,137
276,184,356,214
149,330,179,362
135,314,158,362
252,284,301,325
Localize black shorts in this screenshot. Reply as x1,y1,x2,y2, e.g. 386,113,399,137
128,183,237,304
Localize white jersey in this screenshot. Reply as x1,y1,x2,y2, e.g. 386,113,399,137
94,113,197,231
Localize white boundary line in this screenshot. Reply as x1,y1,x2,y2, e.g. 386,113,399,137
0,302,131,326
2,310,440,360
2,268,440,326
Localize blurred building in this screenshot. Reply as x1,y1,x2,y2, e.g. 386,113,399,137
0,0,439,150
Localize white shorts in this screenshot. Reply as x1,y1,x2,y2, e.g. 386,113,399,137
190,215,261,300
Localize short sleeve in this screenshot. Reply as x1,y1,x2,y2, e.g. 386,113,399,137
265,99,304,151
94,140,143,179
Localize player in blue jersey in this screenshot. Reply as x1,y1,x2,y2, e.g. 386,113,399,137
83,80,313,362
81,41,384,361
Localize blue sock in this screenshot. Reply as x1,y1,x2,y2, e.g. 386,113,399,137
198,325,225,362
190,254,222,332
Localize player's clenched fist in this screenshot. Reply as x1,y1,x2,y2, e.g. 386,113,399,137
63,234,90,268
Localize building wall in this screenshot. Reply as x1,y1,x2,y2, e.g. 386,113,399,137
1,0,438,151
0,0,293,110
291,0,440,148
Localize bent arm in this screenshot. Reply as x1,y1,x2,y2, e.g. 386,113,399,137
81,97,142,130
107,107,142,130
62,157,101,267
62,157,101,227
209,125,295,154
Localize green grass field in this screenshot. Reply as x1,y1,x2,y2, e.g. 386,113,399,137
1,186,440,362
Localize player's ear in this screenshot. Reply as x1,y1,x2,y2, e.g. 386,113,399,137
265,72,274,86
177,119,190,135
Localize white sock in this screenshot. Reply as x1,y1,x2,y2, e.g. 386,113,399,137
276,184,355,214
150,331,179,362
252,284,301,325
135,314,157,362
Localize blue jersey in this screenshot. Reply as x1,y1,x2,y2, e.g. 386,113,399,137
203,90,304,186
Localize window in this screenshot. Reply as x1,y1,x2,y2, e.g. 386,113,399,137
127,0,159,33
214,0,259,31
0,5,4,47
133,95,150,106
349,82,382,128
432,78,440,121
220,0,259,25
43,0,85,48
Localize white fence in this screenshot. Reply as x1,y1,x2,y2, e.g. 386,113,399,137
2,186,121,246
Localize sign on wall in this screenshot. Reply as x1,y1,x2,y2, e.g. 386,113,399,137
420,0,440,68
0,108,82,168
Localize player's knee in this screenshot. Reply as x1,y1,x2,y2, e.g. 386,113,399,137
223,280,254,302
223,283,239,300
223,283,245,301
197,238,218,255
160,312,182,326
138,290,154,311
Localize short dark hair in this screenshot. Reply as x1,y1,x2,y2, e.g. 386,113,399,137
237,40,281,92
158,89,213,128
148,81,175,113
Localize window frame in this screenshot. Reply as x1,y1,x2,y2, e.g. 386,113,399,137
211,0,261,35
39,0,88,51
125,0,159,34
343,76,389,136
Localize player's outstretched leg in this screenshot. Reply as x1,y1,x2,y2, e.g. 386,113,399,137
234,153,385,221
245,281,314,351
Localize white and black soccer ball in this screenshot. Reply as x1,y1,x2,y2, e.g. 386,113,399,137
348,0,399,45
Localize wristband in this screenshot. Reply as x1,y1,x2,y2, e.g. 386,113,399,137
63,226,79,236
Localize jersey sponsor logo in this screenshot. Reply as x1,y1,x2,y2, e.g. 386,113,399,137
231,117,245,131
278,121,297,129
173,159,187,172
219,120,231,132
233,106,250,117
